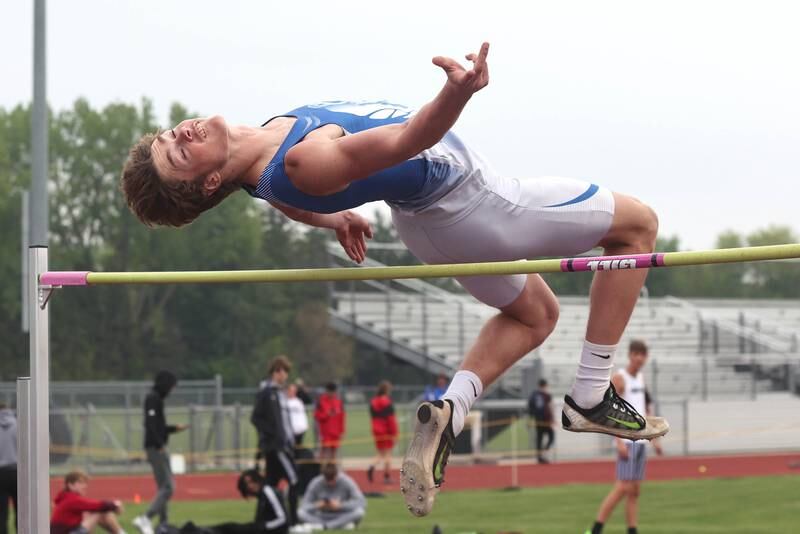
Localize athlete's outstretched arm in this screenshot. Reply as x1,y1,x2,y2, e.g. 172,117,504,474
270,202,373,263
285,42,491,195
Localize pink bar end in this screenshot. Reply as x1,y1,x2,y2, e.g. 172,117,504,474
40,271,90,286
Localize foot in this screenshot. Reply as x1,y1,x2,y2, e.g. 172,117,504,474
383,474,394,485
367,465,375,483
132,515,154,534
537,457,550,464
562,383,669,440
401,400,455,517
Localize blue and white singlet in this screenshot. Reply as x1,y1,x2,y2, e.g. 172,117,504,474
242,101,483,213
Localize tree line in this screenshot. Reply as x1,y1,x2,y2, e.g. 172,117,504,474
1,100,797,385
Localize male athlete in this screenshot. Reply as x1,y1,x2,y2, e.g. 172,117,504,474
121,42,668,517
585,340,663,534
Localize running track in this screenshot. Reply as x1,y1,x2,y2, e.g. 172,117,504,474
53,453,799,501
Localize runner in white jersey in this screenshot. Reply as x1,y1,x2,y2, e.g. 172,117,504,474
121,42,668,517
586,340,663,534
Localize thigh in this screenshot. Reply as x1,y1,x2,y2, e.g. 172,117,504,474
148,449,173,486
266,451,297,486
395,176,614,262
597,192,657,249
265,451,286,485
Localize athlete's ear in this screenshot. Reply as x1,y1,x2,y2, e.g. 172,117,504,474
202,171,222,196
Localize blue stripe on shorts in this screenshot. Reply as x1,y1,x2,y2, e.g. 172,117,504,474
616,441,648,481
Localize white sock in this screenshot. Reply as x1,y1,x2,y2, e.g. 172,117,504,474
442,370,483,436
570,340,617,409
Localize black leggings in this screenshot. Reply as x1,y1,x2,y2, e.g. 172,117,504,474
535,425,554,455
0,467,17,534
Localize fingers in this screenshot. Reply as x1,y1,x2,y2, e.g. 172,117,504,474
476,41,490,65
472,42,489,73
432,55,463,72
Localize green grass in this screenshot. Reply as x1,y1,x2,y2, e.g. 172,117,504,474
116,475,799,533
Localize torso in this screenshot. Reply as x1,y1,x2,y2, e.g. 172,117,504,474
242,101,480,214
619,368,646,416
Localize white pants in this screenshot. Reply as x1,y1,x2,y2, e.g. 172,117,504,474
391,169,615,308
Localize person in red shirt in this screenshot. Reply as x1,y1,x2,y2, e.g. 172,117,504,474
50,470,125,534
314,383,345,460
367,380,399,485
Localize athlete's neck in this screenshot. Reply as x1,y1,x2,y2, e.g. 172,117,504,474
221,118,297,188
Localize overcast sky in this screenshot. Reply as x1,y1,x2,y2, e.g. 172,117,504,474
3,0,799,250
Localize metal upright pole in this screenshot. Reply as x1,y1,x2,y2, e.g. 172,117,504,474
215,374,223,464
29,0,50,523
16,377,32,534
21,192,30,333
29,247,50,532
31,0,48,248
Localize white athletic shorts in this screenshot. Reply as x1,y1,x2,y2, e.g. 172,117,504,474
390,168,615,308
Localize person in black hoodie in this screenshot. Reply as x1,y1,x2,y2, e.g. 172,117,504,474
133,371,188,534
250,356,299,527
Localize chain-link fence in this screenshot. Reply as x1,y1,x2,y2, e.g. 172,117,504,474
32,392,800,476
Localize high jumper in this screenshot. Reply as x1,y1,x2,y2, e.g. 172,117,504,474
120,41,668,516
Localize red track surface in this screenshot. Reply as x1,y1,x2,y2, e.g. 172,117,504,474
54,453,799,502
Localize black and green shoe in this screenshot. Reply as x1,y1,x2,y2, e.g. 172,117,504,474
401,399,455,517
562,384,669,440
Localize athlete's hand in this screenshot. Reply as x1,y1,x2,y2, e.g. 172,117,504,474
433,42,490,96
335,211,373,263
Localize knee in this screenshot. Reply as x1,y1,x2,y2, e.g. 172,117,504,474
298,509,315,523
625,483,640,498
529,298,559,345
634,202,659,251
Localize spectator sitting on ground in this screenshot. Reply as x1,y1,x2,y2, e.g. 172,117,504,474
138,470,289,534
50,470,126,534
298,463,365,531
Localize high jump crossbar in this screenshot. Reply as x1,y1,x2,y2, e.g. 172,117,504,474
39,243,800,286
22,242,800,533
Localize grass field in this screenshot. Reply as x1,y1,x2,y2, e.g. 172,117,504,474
115,475,798,533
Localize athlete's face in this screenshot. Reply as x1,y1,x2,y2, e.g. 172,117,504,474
628,350,648,373
68,479,88,496
151,116,230,188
